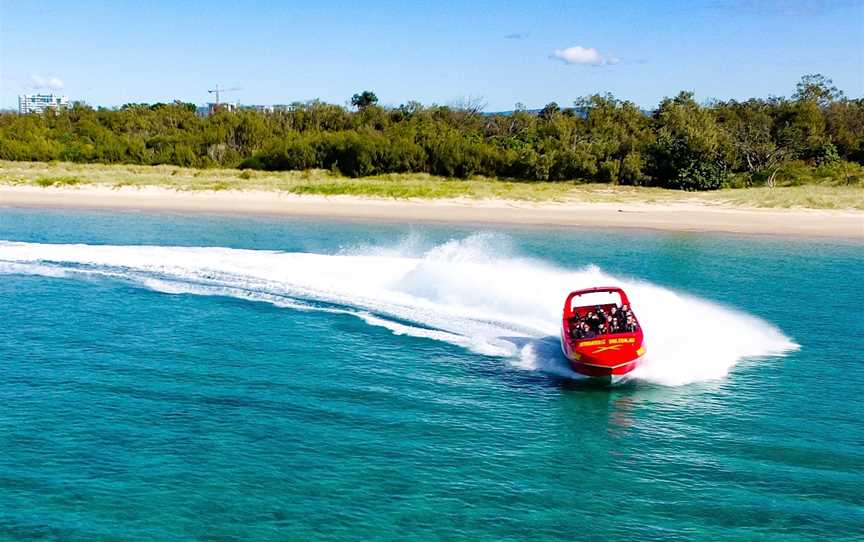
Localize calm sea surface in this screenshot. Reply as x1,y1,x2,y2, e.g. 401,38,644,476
0,208,862,541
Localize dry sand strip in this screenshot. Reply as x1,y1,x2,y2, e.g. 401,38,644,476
1,185,862,239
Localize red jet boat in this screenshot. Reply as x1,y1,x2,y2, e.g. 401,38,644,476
560,287,645,383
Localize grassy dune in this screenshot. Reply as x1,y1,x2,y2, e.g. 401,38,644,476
1,160,862,210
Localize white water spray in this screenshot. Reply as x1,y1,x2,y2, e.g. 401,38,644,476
0,235,797,385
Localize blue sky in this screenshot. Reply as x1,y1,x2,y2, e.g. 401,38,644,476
1,0,861,110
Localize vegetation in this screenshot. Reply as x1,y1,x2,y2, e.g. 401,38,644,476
2,160,862,209
350,91,379,110
0,75,861,192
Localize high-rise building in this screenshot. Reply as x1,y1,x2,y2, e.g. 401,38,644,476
18,93,69,114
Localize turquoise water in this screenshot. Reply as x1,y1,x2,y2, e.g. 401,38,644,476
0,208,862,541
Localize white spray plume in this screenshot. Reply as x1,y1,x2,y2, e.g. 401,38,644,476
0,235,797,386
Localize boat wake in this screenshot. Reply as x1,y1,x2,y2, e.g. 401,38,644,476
0,234,798,386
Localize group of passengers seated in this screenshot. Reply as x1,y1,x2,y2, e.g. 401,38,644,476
569,305,638,340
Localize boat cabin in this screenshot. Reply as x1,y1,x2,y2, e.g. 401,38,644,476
563,287,640,341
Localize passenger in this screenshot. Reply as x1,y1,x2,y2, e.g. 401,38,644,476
596,306,607,322
595,306,608,334
569,317,586,340
624,305,635,320
589,311,604,334
608,306,621,333
581,321,595,338
584,310,596,330
618,306,630,326
569,317,585,340
574,305,641,337
569,319,580,340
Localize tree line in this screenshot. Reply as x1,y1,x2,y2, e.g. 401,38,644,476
1,74,860,190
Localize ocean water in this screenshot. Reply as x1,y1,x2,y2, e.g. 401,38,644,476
0,208,861,541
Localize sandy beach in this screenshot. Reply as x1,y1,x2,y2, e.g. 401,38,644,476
1,185,862,238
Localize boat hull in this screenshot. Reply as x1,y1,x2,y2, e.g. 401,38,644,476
560,332,645,381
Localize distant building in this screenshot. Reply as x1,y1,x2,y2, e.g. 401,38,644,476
240,104,274,114
243,104,298,113
207,102,236,115
195,102,297,117
196,103,233,117
18,93,69,114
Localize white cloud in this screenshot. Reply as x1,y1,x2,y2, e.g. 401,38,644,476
30,75,64,90
552,46,619,66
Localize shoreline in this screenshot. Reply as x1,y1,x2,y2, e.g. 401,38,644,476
1,185,862,238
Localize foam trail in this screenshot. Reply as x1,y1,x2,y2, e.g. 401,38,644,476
0,236,798,385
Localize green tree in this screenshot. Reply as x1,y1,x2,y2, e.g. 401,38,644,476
351,91,379,110
649,92,730,190
825,99,864,163
774,98,827,160
793,74,844,107
539,102,561,120
714,99,787,184
577,94,654,184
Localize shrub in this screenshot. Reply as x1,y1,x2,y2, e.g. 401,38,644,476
35,175,82,187
666,159,729,191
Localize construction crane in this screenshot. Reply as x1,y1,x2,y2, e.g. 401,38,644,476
207,84,241,106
